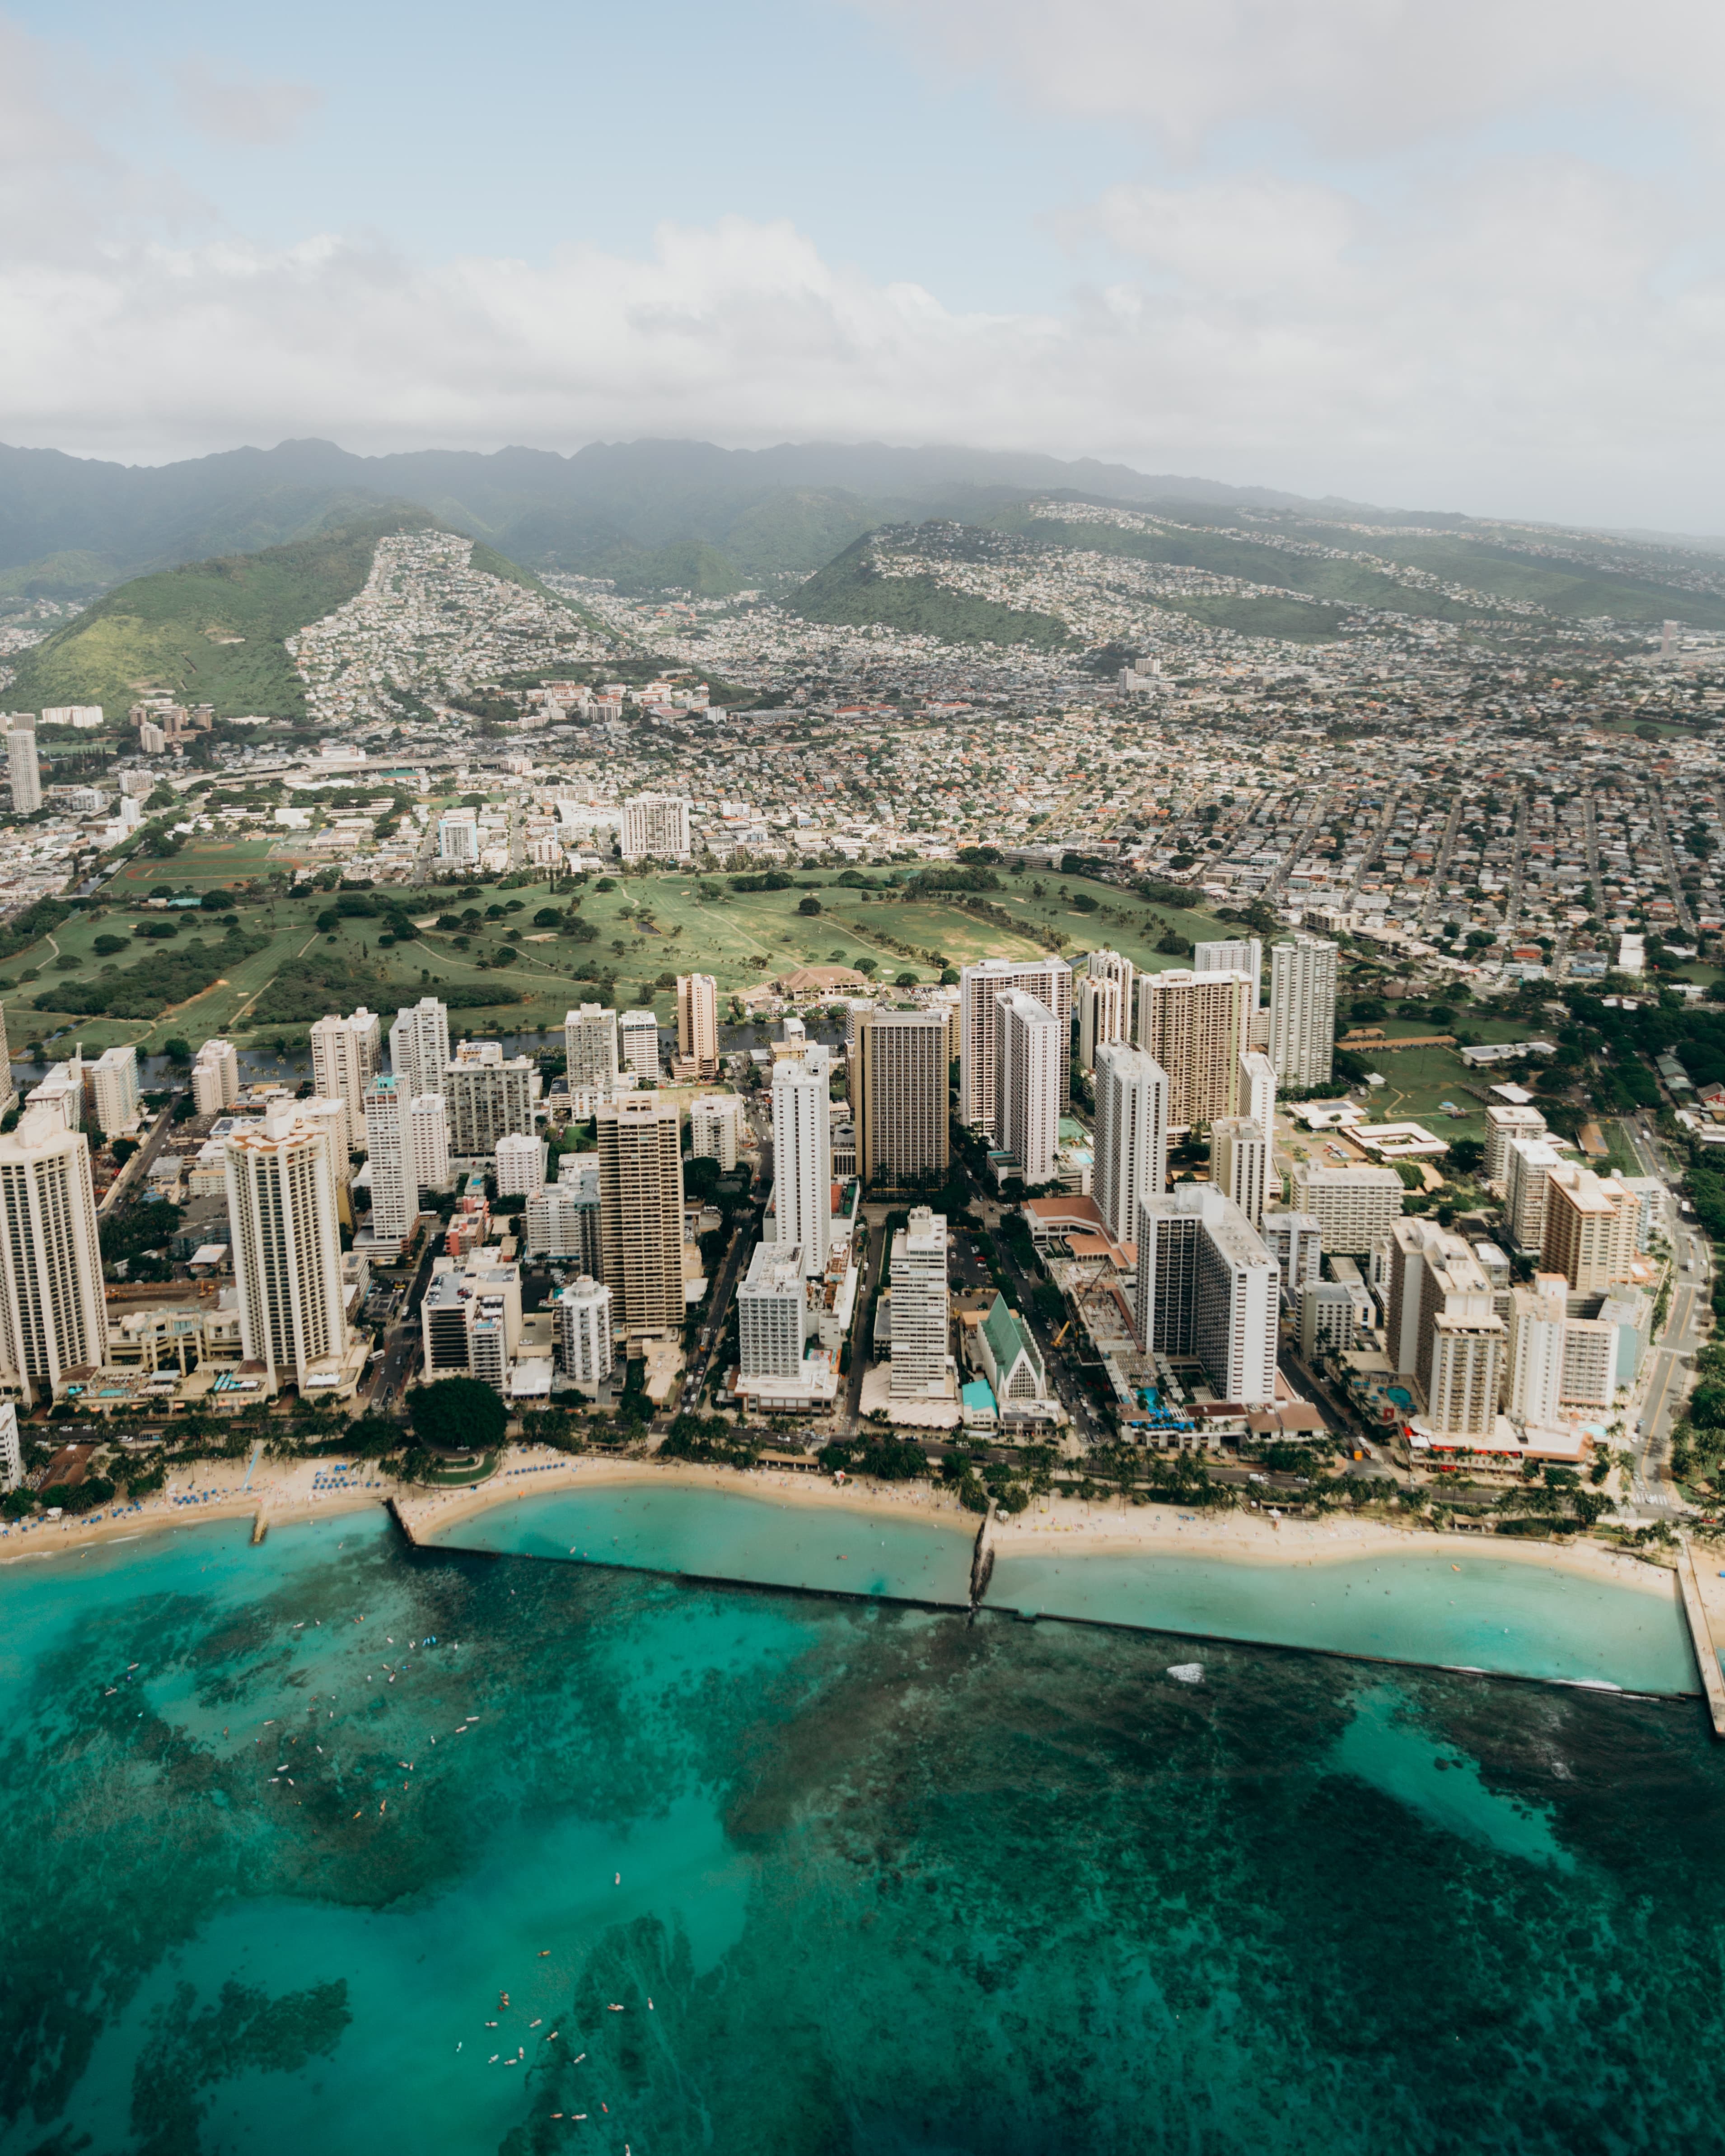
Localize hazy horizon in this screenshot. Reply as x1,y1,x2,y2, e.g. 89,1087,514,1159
4,0,1725,528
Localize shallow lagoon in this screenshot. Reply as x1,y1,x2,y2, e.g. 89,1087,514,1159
7,1507,1725,2155
429,1479,979,1606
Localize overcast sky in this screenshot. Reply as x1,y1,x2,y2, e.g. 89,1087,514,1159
5,0,1725,528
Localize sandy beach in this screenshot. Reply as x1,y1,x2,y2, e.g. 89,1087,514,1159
1,1447,1686,1618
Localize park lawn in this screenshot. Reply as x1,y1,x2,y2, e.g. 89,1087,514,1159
1351,1044,1501,1142
108,838,288,891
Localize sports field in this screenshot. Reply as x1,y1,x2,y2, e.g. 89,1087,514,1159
107,838,292,890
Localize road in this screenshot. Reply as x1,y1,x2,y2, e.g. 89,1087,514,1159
681,1214,755,1410
840,1215,885,1430
1583,795,1605,922
366,1231,442,1412
1264,788,1337,905
1501,788,1528,938
98,1096,181,1218
1346,786,1403,903
1417,791,1467,929
1650,784,1698,938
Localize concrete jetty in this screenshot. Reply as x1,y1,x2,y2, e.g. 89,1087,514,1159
1678,1541,1725,1737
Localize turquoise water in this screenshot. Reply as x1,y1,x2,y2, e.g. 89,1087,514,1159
987,1546,1696,1694
7,1507,1725,2153
433,1480,978,1606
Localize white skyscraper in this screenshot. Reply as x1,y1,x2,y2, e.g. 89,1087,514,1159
555,1276,614,1386
437,810,478,863
0,1400,19,1492
443,1041,538,1157
1092,1041,1169,1246
224,1104,348,1391
192,1038,240,1115
1239,1051,1277,1143
389,998,450,1101
771,1044,832,1279
889,1206,950,1400
738,1241,810,1378
960,957,1073,1130
7,729,41,815
311,1007,381,1152
1506,1273,1568,1426
410,1093,450,1192
689,1094,745,1171
88,1043,140,1136
0,1107,108,1402
621,793,693,860
1194,938,1262,999
997,990,1062,1188
1268,934,1339,1087
495,1131,548,1196
362,1076,419,1250
564,1003,619,1089
1135,1183,1279,1407
1211,1116,1270,1229
618,1009,660,1079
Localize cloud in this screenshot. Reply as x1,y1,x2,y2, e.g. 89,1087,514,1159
4,167,1721,528
852,0,1725,157
1,10,1723,528
172,57,323,147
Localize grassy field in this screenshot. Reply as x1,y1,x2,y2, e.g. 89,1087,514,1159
0,859,1239,1059
108,839,291,891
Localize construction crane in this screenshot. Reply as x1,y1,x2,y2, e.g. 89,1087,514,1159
1051,1320,1072,1349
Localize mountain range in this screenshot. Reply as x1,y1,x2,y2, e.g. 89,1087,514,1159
0,436,1450,605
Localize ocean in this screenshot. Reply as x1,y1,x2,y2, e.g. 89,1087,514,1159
5,1501,1725,2156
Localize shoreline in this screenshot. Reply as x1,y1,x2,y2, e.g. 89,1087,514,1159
1,1449,1685,1616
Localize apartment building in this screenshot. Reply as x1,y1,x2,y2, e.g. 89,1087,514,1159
1542,1165,1638,1293
771,1045,832,1278
0,1106,108,1402
596,1095,685,1338
1133,968,1252,1133
310,1007,381,1152
1287,1159,1403,1255
618,1009,660,1079
996,990,1062,1188
851,1006,949,1189
621,793,692,860
1091,1040,1169,1246
443,1041,538,1157
224,1105,348,1393
389,997,451,1101
959,957,1072,1130
555,1275,613,1387
676,972,720,1079
1267,934,1338,1087
564,1003,619,1090
192,1039,240,1116
889,1206,951,1400
738,1241,810,1378
689,1093,745,1172
1133,1182,1279,1408
1211,1116,1270,1230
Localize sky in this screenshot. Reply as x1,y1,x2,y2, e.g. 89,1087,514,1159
5,0,1725,527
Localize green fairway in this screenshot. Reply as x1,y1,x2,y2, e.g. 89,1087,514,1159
0,860,1244,1059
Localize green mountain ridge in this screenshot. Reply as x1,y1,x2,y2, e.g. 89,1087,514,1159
2,507,561,723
